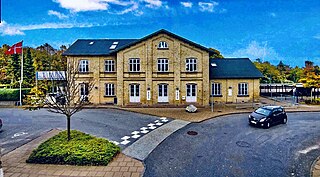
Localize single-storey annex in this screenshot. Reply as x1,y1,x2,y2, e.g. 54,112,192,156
63,29,263,106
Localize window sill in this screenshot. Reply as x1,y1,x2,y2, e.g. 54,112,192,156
77,72,93,74
211,95,223,97
104,95,116,97
237,95,249,97
101,71,116,74
157,71,172,74
157,48,169,50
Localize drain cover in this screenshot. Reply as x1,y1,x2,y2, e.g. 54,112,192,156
187,131,198,136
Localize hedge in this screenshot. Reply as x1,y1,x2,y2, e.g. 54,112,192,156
0,88,31,101
26,130,120,166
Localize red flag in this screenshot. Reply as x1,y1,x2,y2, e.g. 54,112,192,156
5,41,23,55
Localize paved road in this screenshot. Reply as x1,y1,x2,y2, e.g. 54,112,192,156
0,108,169,154
144,112,320,177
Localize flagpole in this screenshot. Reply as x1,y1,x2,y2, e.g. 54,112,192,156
20,41,23,106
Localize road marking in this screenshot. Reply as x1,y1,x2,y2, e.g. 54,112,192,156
131,131,140,135
116,118,170,146
121,136,131,140
110,141,119,145
120,140,130,145
131,134,141,139
298,145,319,154
11,132,28,138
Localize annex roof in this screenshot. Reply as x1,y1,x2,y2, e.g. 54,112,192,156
62,39,138,56
209,58,263,79
63,29,216,56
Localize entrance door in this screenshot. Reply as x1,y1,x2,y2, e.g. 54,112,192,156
158,84,168,103
130,84,140,103
186,84,197,102
80,83,88,101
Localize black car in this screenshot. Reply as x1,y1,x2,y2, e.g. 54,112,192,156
0,118,2,131
248,106,287,128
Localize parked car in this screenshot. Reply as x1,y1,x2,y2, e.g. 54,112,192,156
0,118,2,131
248,106,287,128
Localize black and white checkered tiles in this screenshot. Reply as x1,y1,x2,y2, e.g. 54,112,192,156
111,117,169,145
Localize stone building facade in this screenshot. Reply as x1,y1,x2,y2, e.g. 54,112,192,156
64,29,263,106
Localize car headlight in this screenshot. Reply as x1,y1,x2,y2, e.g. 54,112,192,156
259,118,266,122
248,115,252,118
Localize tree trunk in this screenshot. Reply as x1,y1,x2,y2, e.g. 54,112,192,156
67,115,71,141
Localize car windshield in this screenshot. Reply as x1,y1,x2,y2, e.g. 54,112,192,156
254,108,271,116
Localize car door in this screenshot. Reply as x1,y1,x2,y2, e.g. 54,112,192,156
271,110,279,124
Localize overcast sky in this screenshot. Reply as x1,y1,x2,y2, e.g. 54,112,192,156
0,0,319,67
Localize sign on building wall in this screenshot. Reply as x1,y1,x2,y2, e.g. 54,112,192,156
36,71,66,80
147,90,151,100
175,90,180,100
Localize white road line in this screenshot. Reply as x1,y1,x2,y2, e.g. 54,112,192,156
298,145,319,154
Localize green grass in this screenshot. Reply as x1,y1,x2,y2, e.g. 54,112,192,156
26,130,120,166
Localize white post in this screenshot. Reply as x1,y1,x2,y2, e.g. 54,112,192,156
19,43,23,106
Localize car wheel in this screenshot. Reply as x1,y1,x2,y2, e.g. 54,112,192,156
283,118,287,124
265,122,270,129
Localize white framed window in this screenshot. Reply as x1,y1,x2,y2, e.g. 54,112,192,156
212,83,221,96
129,58,140,72
238,83,248,96
79,60,89,72
158,41,168,49
105,60,115,72
105,83,115,96
186,58,197,72
157,58,169,72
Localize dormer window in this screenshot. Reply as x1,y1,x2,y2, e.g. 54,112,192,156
158,41,168,49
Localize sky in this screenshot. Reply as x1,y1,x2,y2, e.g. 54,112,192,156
0,0,319,67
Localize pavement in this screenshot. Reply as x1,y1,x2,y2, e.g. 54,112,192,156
1,97,320,177
2,129,144,177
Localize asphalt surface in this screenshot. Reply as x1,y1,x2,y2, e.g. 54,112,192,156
144,112,320,177
0,108,167,154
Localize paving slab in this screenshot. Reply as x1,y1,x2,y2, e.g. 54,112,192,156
123,120,190,161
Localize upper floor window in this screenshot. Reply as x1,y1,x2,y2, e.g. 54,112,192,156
129,58,140,72
212,83,221,96
105,60,115,72
158,41,168,49
186,58,197,72
79,60,89,73
105,83,115,96
238,83,248,96
157,58,169,72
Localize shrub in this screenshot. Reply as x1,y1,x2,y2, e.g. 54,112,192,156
0,88,31,101
26,130,120,166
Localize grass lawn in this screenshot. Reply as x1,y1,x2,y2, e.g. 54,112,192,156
26,130,120,166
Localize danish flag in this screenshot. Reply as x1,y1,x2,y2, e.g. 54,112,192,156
5,41,23,55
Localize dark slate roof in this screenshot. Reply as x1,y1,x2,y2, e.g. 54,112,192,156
63,29,214,56
62,39,138,56
209,58,263,79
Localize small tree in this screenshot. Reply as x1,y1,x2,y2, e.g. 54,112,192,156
34,59,94,141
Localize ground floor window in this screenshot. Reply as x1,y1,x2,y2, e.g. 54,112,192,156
105,83,115,96
238,83,248,96
212,83,221,96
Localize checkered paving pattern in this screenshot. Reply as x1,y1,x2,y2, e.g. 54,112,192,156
110,117,169,146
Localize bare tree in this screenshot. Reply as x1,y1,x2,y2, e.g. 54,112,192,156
37,59,94,141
